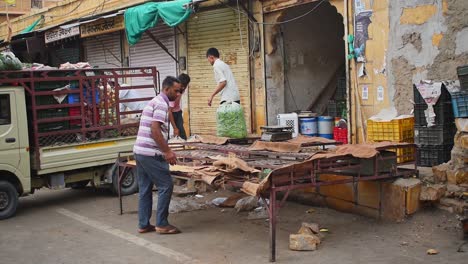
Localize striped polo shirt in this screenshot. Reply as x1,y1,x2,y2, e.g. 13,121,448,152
133,93,170,156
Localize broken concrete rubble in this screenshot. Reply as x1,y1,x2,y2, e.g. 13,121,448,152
423,118,468,218
235,196,259,213
439,198,468,214
289,222,323,251
420,184,447,201
447,168,468,185
432,163,449,183
289,234,319,251
247,207,269,220
301,222,320,235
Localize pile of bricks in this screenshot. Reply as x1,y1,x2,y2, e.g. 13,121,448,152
421,119,468,235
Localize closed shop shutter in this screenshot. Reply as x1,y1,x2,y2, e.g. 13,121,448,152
187,7,250,135
83,32,123,68
49,41,80,67
129,24,177,97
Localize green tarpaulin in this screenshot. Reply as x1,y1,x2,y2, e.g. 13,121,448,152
124,0,193,45
20,16,44,34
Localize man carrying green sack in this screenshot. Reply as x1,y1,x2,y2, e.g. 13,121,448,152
206,48,247,139
206,47,241,106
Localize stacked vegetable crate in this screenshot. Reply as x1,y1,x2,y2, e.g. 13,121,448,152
366,117,415,163
33,72,70,132
414,84,456,167
450,66,468,118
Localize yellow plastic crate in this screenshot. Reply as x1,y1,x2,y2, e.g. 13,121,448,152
396,147,415,163
380,144,415,164
367,117,415,142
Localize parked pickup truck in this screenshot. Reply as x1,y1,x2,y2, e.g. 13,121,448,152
0,67,159,219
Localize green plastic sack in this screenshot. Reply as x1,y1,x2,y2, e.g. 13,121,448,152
1,51,22,70
216,102,247,139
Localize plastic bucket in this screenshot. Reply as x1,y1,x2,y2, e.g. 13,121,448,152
318,116,334,139
299,117,318,136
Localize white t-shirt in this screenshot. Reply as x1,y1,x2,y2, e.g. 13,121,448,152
213,59,241,102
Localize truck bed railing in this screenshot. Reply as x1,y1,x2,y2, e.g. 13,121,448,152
0,67,159,166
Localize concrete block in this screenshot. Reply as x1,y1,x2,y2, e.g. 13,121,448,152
454,132,468,149
447,169,468,185
301,222,320,236
394,178,422,215
420,184,447,201
318,174,355,203
325,197,380,219
439,198,468,214
445,184,465,198
381,182,406,222
357,181,381,209
289,234,319,251
432,163,449,183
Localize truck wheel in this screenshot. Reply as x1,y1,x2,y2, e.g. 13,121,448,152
0,181,18,220
112,166,138,196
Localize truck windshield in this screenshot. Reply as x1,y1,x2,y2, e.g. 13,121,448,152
0,94,11,125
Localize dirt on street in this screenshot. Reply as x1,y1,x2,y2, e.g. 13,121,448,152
0,187,466,264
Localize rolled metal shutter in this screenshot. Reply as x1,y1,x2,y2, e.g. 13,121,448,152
83,32,123,68
187,7,250,135
129,25,177,97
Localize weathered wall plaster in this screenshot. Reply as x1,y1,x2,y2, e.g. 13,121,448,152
388,0,468,115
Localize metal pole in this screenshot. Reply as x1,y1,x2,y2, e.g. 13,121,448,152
269,187,277,262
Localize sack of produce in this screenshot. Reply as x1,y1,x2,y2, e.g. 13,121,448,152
216,101,247,139
0,51,23,70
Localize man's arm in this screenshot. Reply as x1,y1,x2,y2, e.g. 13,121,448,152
208,81,226,106
151,121,177,165
168,109,179,136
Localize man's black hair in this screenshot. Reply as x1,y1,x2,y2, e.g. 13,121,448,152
206,48,220,58
162,76,180,89
178,73,191,87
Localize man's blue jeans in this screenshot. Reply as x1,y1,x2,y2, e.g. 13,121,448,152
135,153,173,229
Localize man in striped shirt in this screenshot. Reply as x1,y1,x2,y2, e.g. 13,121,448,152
134,76,182,234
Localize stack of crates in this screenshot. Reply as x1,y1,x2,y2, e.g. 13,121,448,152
451,65,468,118
367,117,415,163
414,84,456,166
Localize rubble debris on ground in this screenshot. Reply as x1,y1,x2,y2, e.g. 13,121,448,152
235,196,259,213
420,184,447,202
211,197,228,206
426,248,439,255
289,222,324,251
166,197,207,214
173,185,197,197
247,207,269,220
220,193,248,207
419,118,468,221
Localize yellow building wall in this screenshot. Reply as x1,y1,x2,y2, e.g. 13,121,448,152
0,0,150,40
348,0,390,143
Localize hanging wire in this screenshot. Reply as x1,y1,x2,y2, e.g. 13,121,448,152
90,0,107,17
216,0,326,58
48,0,84,18
219,0,327,25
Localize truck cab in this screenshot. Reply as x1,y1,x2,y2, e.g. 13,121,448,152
0,87,31,219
